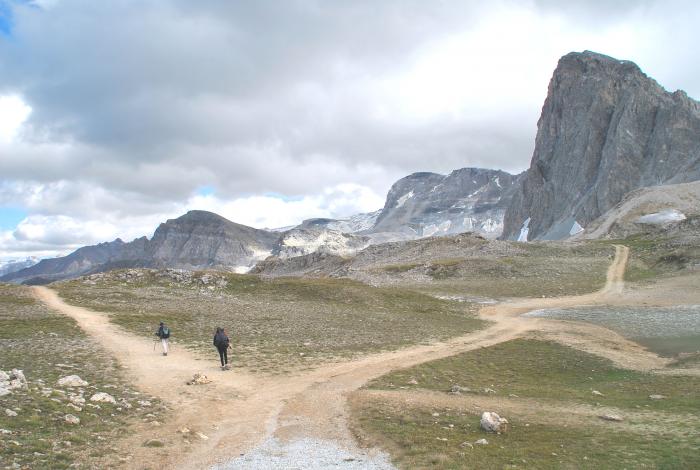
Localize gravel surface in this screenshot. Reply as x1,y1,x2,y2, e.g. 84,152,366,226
212,437,396,470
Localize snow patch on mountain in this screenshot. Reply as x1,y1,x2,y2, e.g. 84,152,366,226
395,191,414,208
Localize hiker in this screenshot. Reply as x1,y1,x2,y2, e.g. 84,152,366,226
213,327,231,370
155,321,170,356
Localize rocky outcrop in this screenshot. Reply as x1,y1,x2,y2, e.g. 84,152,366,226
503,51,700,241
370,168,520,240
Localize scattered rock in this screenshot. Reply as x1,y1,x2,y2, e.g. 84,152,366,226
0,428,13,434
483,387,497,394
178,427,191,434
70,396,86,406
449,385,471,395
186,373,212,385
649,394,666,400
0,369,28,396
64,414,80,425
407,378,418,385
591,390,604,397
90,392,117,404
143,439,165,448
459,441,474,449
56,375,89,387
138,400,152,407
195,432,209,441
474,438,489,445
5,408,18,417
599,414,624,422
480,412,509,433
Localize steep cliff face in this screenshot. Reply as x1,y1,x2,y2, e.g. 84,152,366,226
502,51,700,241
370,168,520,240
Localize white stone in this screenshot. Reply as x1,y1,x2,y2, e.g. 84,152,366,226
90,392,117,404
480,411,509,433
57,375,89,387
64,414,80,425
5,409,17,417
474,438,489,445
599,414,624,422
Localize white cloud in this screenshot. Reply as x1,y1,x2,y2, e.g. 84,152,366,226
0,95,31,144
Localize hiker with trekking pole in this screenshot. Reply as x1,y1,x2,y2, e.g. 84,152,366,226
155,321,171,356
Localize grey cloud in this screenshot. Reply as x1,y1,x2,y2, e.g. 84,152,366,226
1,0,699,211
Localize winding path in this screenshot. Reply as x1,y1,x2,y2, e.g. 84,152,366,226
33,244,664,469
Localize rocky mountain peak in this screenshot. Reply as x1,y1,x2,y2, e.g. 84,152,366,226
502,50,700,241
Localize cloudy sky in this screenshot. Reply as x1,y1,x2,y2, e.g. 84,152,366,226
1,0,699,260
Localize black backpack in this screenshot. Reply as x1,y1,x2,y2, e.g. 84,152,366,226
161,326,170,339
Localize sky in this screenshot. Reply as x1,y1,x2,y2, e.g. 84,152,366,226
1,0,700,261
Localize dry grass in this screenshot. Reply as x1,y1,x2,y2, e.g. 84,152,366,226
55,272,484,374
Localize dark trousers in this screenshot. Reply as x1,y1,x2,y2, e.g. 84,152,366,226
217,346,228,366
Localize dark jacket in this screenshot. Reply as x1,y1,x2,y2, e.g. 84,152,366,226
213,331,230,349
156,325,170,339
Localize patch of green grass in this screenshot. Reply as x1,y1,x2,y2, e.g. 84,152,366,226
350,397,699,470
365,339,700,413
382,263,421,273
0,284,166,469
55,272,484,373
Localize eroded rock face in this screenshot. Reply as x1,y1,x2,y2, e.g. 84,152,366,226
371,168,520,240
503,51,700,241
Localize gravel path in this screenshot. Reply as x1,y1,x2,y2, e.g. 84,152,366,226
212,437,396,470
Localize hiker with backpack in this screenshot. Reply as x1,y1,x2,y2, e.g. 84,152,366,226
213,327,231,370
155,322,171,356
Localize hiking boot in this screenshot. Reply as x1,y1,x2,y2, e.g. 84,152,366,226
163,352,167,356
224,364,231,370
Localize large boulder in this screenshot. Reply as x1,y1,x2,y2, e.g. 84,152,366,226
480,411,509,433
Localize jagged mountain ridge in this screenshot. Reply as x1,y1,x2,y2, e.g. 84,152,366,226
1,211,279,284
502,51,700,240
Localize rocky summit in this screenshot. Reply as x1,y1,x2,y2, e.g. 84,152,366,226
502,51,700,241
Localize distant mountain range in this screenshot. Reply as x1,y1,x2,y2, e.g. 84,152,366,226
3,50,699,284
0,257,40,277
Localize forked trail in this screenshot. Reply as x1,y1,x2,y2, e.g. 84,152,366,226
34,244,670,468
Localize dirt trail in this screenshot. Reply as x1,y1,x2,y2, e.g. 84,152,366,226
33,244,690,468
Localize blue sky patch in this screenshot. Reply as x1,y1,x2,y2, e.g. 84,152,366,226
197,185,216,197
0,1,14,36
0,206,27,230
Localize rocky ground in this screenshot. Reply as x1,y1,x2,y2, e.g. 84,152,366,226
0,284,167,469
255,234,615,299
